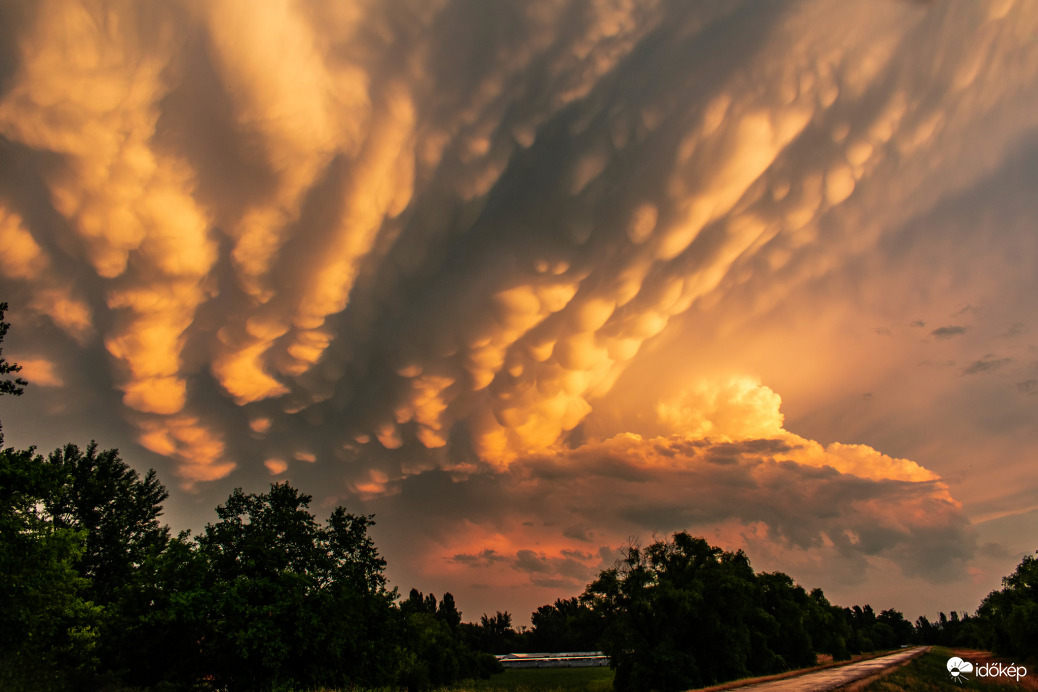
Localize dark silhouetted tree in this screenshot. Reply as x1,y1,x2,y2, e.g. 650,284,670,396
193,482,397,691
396,590,501,690
437,591,463,630
585,533,785,692
0,446,101,691
977,551,1038,660
529,597,601,652
0,301,28,444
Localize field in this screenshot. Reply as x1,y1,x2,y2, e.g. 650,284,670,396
450,667,614,692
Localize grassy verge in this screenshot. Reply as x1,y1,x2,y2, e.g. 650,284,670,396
445,666,614,692
855,646,1031,691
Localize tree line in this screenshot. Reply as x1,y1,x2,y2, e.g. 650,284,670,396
1,302,1035,691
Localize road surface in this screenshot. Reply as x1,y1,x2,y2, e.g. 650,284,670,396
726,646,928,691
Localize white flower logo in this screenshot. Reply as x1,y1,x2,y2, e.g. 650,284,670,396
947,656,974,683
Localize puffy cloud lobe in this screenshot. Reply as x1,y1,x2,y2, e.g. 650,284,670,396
3,0,1037,485
0,0,1035,621
0,208,92,341
367,429,970,606
364,376,969,620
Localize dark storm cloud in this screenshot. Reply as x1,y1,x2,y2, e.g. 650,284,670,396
962,356,1011,376
2,0,1038,624
932,325,968,339
363,429,973,593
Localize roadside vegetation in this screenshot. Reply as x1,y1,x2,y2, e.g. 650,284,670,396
458,667,614,692
1,300,1036,691
857,646,1035,691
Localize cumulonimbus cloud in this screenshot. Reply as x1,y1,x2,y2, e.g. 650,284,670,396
2,1,1036,614
363,376,970,601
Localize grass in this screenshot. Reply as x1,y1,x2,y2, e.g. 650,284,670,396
855,646,1033,691
446,667,614,692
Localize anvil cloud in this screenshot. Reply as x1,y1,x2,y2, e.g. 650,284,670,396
2,0,1037,623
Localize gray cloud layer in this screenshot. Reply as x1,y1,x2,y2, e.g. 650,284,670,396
2,0,1038,622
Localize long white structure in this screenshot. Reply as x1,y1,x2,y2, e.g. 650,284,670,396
495,652,610,668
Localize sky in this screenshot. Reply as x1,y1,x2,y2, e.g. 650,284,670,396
1,0,1037,627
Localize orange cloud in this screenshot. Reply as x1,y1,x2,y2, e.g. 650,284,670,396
9,356,63,388
0,2,1033,610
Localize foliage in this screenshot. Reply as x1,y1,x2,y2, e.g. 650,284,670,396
0,447,101,691
976,551,1038,660
0,302,27,400
398,589,503,690
529,597,602,652
193,483,399,691
804,587,852,660
0,301,28,446
583,533,791,691
43,442,171,601
580,532,918,692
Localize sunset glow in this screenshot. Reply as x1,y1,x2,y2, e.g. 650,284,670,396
2,0,1037,625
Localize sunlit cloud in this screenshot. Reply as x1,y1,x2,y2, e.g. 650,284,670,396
2,0,1037,623
8,356,63,388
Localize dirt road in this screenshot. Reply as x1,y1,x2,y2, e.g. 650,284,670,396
723,646,928,691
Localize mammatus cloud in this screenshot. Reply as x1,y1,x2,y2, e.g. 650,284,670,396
3,0,1038,619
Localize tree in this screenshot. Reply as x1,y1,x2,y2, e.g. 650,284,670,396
114,530,212,689
195,482,398,691
396,590,501,690
584,533,774,692
0,301,28,444
756,572,816,670
437,591,463,630
529,597,601,652
804,588,851,660
0,306,102,690
469,610,523,654
35,442,172,684
977,551,1038,660
0,447,101,691
876,608,913,647
0,302,27,398
43,443,170,603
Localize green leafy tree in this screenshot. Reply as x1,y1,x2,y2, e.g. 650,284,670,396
977,551,1038,659
44,443,171,603
397,589,502,690
37,442,172,684
0,447,101,691
529,597,602,652
195,482,398,691
469,610,524,654
0,310,102,690
756,572,816,670
876,608,913,647
804,587,852,660
584,533,774,692
117,530,212,688
437,591,463,630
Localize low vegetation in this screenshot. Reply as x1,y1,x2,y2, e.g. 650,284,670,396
857,646,1035,691
459,667,615,692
